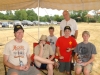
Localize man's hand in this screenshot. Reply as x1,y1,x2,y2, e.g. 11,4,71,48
59,56,64,59
15,66,25,70
23,64,30,71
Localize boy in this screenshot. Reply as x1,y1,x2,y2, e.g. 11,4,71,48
74,31,97,75
34,35,55,75
56,26,77,75
47,26,57,53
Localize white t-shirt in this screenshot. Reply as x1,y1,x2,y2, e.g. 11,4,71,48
47,35,57,53
60,18,78,36
3,39,30,66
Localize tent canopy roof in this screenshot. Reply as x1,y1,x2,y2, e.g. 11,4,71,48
0,0,100,11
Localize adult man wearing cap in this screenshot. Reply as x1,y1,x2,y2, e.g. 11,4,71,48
3,25,49,75
34,35,55,75
56,26,77,75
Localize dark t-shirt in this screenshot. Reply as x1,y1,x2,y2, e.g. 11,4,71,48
74,42,97,63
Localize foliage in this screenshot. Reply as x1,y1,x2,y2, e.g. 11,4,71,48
15,10,27,20
40,15,50,22
0,12,5,19
0,10,100,23
26,10,38,21
89,18,96,23
70,10,88,22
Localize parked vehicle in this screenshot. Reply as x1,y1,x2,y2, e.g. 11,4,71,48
51,21,57,25
2,22,9,27
14,21,22,26
40,22,46,25
21,20,28,25
33,21,39,25
45,22,50,25
57,22,61,25
22,20,34,26
1,22,13,28
8,21,13,24
27,21,34,26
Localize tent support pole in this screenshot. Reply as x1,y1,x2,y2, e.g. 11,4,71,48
38,0,40,40
81,0,84,10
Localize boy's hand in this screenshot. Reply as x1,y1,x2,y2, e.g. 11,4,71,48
66,48,71,52
81,62,88,66
39,43,43,49
59,56,64,59
76,59,82,63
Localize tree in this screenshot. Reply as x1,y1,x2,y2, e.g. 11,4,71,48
70,10,88,22
5,11,14,20
44,15,51,22
81,10,88,22
26,10,38,21
53,15,62,22
59,15,64,22
15,10,27,20
40,16,46,22
0,12,4,20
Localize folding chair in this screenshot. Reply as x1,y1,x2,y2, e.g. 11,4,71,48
31,54,48,75
31,42,54,75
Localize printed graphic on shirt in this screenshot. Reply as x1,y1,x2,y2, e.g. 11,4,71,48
50,39,54,45
69,41,72,45
13,45,25,58
78,47,89,62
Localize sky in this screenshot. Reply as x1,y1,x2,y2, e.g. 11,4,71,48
0,7,95,16
33,8,96,16
0,8,63,16
33,8,63,16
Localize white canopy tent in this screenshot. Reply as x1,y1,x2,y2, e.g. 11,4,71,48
0,0,100,11
0,0,100,39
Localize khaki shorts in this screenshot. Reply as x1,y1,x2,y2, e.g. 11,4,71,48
75,63,92,73
7,66,40,75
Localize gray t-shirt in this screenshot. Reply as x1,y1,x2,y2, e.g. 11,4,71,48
47,35,57,53
74,42,97,63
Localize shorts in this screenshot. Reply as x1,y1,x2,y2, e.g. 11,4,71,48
40,64,47,69
7,66,40,75
72,50,75,56
59,62,70,72
75,63,92,73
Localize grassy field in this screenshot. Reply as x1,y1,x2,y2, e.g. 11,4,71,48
0,23,100,75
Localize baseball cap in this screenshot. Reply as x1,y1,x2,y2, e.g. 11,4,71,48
64,26,71,31
14,25,24,33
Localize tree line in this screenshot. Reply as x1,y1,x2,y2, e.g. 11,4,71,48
0,9,100,22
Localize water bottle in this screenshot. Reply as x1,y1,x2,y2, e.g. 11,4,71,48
20,61,23,66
